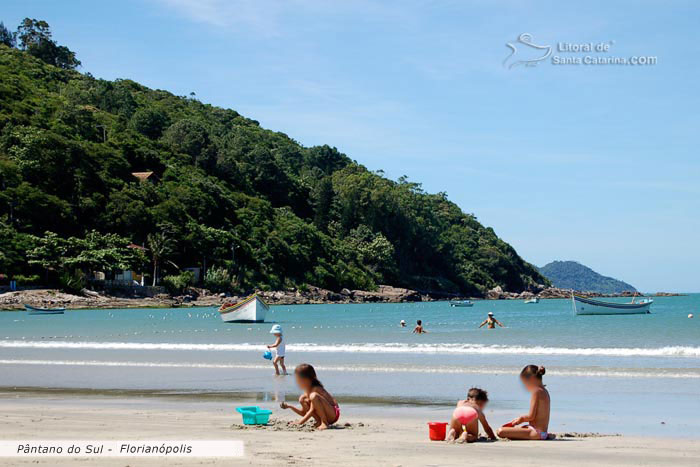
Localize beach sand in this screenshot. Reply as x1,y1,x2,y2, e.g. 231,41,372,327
0,393,698,466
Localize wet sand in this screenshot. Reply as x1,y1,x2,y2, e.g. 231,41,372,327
0,392,698,466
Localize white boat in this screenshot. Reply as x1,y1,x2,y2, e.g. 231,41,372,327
449,300,474,307
218,294,269,322
572,294,652,316
524,297,540,304
24,304,65,315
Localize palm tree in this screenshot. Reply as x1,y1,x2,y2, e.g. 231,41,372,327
147,232,174,286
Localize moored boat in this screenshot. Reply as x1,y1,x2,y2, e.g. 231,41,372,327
449,300,474,307
218,294,269,322
572,294,652,316
524,297,540,304
24,304,65,315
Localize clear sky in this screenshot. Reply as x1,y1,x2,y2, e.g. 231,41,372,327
3,1,699,292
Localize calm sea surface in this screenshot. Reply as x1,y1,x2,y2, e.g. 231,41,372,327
2,295,699,436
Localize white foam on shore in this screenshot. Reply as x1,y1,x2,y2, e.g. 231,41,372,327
0,358,699,379
1,340,699,358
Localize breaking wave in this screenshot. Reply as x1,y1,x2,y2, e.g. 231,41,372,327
1,340,699,358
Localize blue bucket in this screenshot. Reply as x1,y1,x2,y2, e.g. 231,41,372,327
263,350,272,360
236,406,272,425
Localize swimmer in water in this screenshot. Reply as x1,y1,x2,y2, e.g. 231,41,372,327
412,319,427,334
479,312,504,329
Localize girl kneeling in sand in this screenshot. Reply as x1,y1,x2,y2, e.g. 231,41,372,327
280,364,340,430
497,365,555,440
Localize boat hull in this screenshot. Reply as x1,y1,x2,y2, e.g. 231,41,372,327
572,295,651,315
449,301,473,307
524,298,540,304
24,304,65,315
219,295,268,322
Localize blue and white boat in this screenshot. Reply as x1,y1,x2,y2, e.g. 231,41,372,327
449,300,474,307
24,304,65,315
572,294,652,316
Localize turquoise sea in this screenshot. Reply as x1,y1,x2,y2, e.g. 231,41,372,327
1,295,699,436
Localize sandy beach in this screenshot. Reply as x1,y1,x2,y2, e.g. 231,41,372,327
0,392,698,466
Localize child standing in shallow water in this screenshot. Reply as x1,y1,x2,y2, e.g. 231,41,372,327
267,324,286,376
446,388,497,443
280,364,340,430
497,365,555,440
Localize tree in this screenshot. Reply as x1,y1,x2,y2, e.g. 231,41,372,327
129,108,169,139
163,119,211,166
27,231,67,282
147,230,175,286
311,176,334,231
185,222,233,280
16,18,80,69
0,22,15,47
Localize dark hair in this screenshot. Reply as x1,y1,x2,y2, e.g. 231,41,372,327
520,365,546,380
467,387,489,402
295,363,323,387
417,320,422,325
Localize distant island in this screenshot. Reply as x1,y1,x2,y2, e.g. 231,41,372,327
538,261,637,294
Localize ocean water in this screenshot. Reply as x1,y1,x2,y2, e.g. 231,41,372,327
1,295,699,436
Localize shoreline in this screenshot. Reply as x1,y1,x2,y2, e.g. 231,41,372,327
1,391,698,466
0,286,686,311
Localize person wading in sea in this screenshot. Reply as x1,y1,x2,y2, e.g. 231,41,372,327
479,312,505,329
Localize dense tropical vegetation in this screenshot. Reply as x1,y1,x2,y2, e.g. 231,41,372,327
539,261,636,294
0,18,547,296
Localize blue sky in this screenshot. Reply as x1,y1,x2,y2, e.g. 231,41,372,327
4,1,699,292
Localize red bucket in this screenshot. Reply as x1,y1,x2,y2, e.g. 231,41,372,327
428,422,448,441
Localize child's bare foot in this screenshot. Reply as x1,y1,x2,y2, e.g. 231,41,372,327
317,423,329,430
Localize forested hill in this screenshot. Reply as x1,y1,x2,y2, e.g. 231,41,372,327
539,261,636,294
0,24,546,296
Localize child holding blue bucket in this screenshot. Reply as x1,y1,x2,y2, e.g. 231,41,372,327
267,324,287,376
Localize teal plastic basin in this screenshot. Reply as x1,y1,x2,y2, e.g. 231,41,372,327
236,406,272,425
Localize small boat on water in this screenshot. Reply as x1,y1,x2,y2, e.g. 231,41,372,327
24,304,65,315
524,297,540,304
218,293,269,322
572,294,652,316
449,300,474,307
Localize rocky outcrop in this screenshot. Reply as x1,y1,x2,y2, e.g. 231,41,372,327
1,285,679,311
257,285,424,305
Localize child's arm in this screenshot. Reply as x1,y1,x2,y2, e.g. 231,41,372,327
280,402,306,417
296,406,315,425
478,410,497,440
512,391,540,425
267,336,281,349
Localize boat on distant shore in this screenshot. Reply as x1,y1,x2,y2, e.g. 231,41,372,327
524,297,540,304
449,300,474,307
24,304,65,315
218,294,269,322
572,294,652,316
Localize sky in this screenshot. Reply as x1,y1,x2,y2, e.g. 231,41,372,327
3,1,699,292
